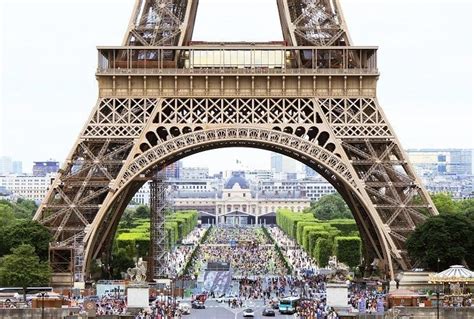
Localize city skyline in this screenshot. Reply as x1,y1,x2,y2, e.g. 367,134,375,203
1,0,472,174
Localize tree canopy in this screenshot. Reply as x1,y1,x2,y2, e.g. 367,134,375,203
406,213,474,270
0,245,51,301
0,198,38,221
306,194,353,220
0,220,51,261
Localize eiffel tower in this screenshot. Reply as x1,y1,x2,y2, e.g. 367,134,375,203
34,0,438,286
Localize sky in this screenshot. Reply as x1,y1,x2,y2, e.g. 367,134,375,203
0,0,472,174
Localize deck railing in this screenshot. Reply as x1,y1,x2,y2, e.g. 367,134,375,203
97,45,378,75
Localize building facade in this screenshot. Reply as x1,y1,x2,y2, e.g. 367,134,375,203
407,149,473,176
33,160,60,176
0,174,55,201
173,172,310,225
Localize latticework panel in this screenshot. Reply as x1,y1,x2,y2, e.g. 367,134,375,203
36,139,134,246
342,139,435,267
124,0,194,46
83,98,157,138
319,98,392,138
279,0,350,46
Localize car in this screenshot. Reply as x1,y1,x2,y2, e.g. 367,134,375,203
195,293,208,302
262,307,276,316
191,301,205,309
271,302,279,310
85,295,99,302
243,308,255,317
178,302,191,314
224,294,239,302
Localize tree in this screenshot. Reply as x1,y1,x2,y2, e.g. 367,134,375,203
406,214,474,270
310,194,353,220
0,203,15,227
12,199,38,219
120,208,135,228
0,245,51,302
0,220,52,261
134,205,150,218
458,198,474,220
110,248,135,279
431,193,459,214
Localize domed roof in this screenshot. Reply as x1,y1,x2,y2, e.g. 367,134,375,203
224,171,249,189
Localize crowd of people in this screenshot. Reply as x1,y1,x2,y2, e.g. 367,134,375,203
267,226,318,276
185,225,288,277
164,227,207,277
200,245,287,277
204,225,271,245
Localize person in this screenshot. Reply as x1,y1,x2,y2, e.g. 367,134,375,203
327,307,338,319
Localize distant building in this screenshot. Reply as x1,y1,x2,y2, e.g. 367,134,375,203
304,165,318,178
271,153,283,173
0,174,55,201
271,152,301,174
0,156,12,174
173,171,310,225
0,157,23,175
407,149,472,176
33,160,60,176
165,161,182,178
259,178,336,202
12,161,22,174
180,167,209,180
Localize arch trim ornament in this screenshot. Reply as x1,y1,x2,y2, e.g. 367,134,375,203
83,125,396,280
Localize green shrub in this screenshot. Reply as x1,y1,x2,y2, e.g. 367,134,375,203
314,238,333,267
301,226,326,251
328,219,358,236
308,231,330,257
297,221,320,245
334,236,361,268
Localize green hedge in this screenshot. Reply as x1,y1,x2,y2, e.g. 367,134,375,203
314,238,333,267
301,225,326,250
308,231,330,257
328,219,358,236
334,236,361,268
276,209,316,239
297,222,320,245
116,210,198,252
277,209,363,268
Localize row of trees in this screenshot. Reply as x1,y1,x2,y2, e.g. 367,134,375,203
0,199,51,295
300,193,474,272
276,209,361,268
104,208,199,279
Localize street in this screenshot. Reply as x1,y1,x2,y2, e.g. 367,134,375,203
186,300,295,319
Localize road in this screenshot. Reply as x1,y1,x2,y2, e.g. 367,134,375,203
186,300,295,319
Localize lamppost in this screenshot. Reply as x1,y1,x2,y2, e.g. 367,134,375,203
436,258,440,319
40,292,45,319
135,243,140,262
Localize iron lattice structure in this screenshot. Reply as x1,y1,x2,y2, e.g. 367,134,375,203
149,170,169,279
34,0,437,286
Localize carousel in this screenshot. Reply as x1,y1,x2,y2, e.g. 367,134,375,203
429,265,474,307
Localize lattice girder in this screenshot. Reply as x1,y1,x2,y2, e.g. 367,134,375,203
33,0,438,285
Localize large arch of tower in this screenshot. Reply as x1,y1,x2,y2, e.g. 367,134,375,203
34,0,437,286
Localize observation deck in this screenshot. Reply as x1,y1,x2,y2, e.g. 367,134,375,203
97,45,378,75
95,44,379,98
